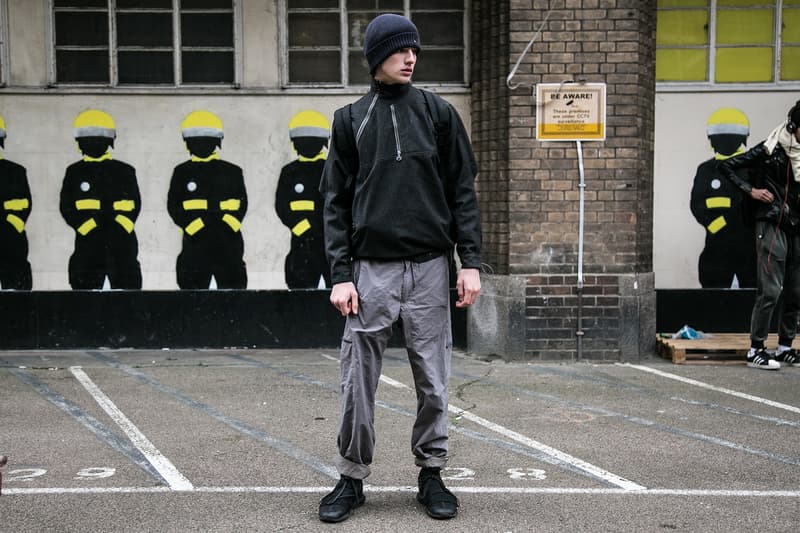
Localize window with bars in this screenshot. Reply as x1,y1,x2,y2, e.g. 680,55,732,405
53,0,236,86
656,0,800,85
284,0,467,86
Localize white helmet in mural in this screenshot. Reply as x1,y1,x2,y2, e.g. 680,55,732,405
73,109,117,139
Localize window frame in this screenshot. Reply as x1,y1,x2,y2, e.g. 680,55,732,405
657,0,800,92
0,0,8,87
279,0,470,89
48,0,242,88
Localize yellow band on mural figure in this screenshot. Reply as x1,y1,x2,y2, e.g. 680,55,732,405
75,199,101,210
290,200,315,211
183,199,208,211
707,216,727,234
77,218,97,236
220,199,241,211
222,213,241,232
185,217,204,235
113,199,136,212
115,214,134,233
705,197,731,209
6,214,24,233
3,198,29,211
292,218,311,236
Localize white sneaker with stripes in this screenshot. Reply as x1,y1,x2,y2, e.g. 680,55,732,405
747,348,780,370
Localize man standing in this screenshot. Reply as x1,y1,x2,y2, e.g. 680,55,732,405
720,101,800,370
318,13,482,523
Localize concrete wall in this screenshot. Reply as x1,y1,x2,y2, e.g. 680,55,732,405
0,0,471,291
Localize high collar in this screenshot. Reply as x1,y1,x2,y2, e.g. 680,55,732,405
371,79,412,98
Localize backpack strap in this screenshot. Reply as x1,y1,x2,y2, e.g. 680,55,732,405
421,89,447,152
334,103,358,176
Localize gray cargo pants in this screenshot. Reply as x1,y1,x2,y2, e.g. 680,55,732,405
750,221,800,346
334,255,452,480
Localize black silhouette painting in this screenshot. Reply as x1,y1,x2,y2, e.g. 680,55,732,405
690,107,756,288
0,114,33,290
275,110,331,289
167,110,248,289
60,109,142,290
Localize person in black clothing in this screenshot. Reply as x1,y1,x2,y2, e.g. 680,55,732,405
720,101,800,370
690,108,756,288
318,14,481,523
0,114,33,290
275,110,331,289
60,109,142,290
168,110,248,289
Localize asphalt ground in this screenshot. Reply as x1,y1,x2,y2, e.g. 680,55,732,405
0,348,799,532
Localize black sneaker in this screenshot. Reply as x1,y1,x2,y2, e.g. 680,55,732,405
774,348,800,367
319,475,364,523
417,467,459,519
746,348,780,371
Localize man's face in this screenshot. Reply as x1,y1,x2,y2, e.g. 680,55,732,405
374,47,417,85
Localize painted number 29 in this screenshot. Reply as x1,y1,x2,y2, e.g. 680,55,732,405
6,467,116,482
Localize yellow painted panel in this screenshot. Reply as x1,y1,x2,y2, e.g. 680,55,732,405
783,8,800,42
781,46,800,80
717,9,773,45
657,10,708,45
658,0,707,7
715,47,773,82
719,0,772,6
656,49,708,81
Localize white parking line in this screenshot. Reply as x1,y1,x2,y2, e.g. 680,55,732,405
622,364,800,415
69,366,194,491
447,405,645,491
380,367,644,490
5,485,800,497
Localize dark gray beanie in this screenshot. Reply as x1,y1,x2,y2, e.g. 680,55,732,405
363,14,420,75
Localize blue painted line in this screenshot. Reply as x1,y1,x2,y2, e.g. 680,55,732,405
521,363,800,426
3,366,167,485
451,370,800,467
87,351,338,480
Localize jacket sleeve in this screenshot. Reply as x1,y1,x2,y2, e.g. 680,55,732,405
439,99,482,270
719,143,765,195
320,108,357,284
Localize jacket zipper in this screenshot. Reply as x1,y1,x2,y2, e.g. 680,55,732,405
390,105,402,161
355,94,379,145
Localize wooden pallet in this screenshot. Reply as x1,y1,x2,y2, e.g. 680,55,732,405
656,333,752,364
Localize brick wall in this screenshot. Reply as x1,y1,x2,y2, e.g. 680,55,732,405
468,0,656,361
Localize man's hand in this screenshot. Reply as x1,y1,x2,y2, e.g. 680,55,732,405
456,268,481,308
330,282,359,316
750,188,774,204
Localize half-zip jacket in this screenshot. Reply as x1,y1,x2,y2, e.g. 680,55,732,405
321,80,481,285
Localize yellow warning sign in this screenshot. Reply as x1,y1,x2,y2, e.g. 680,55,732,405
536,83,606,141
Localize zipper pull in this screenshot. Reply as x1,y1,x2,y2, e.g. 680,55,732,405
396,151,402,162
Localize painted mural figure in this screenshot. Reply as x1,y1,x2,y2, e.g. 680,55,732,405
0,114,33,290
690,108,757,288
275,110,332,289
167,110,248,289
60,110,142,290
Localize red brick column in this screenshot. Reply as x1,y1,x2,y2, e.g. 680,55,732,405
468,0,656,360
